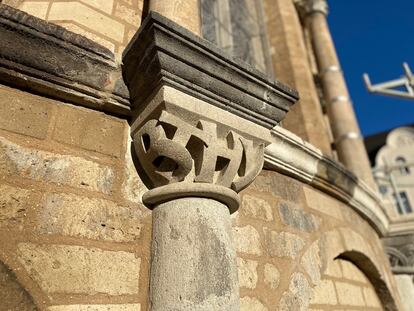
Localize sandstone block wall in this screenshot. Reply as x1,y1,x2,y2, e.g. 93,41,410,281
0,84,402,310
234,170,401,310
2,0,145,55
0,84,151,310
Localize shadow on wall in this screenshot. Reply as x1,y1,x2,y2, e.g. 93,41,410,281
0,260,38,310
338,251,399,311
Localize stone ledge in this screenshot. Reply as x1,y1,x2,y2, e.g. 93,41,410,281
123,11,298,129
265,126,390,236
0,4,130,116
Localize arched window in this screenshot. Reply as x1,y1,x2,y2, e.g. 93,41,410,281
395,156,410,175
200,0,273,75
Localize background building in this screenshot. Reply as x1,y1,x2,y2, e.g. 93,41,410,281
0,0,408,310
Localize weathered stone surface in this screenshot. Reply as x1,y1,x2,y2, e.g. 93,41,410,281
123,12,298,130
278,202,320,232
363,287,381,308
53,105,126,158
0,5,130,116
38,193,144,242
335,282,365,306
324,259,343,278
237,258,258,289
0,260,38,311
0,137,114,194
251,171,306,203
115,1,140,25
340,260,367,283
310,279,337,305
122,137,148,203
264,229,305,258
279,273,311,311
233,225,262,256
303,187,343,220
301,241,321,285
17,243,140,295
263,263,280,289
240,297,268,311
0,183,30,227
48,305,141,311
150,198,239,310
241,195,273,221
79,0,114,14
49,2,124,41
0,85,52,139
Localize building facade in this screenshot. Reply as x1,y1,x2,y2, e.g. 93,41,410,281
0,0,406,310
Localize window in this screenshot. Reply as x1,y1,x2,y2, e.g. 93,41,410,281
200,0,273,75
393,191,412,215
395,156,410,175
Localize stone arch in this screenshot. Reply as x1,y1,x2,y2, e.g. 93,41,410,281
0,260,39,311
307,229,399,311
337,251,398,311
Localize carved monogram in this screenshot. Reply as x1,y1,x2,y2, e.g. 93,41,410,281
133,111,264,192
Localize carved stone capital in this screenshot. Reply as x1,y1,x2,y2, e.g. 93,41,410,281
295,0,329,18
131,87,268,213
123,12,298,212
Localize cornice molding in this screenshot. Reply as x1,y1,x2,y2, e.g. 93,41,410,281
0,4,130,116
265,126,390,236
123,12,298,129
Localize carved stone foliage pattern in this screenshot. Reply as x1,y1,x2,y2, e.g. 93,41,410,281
133,111,264,192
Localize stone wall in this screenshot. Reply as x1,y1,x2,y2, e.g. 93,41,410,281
235,170,401,310
2,0,144,55
0,81,402,310
0,84,151,310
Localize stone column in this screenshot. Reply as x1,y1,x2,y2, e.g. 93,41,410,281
304,0,376,188
131,102,266,310
122,12,297,311
148,0,200,35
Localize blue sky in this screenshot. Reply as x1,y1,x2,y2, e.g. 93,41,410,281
328,1,414,137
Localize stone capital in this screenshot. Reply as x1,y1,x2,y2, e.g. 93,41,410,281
122,12,298,212
295,0,329,17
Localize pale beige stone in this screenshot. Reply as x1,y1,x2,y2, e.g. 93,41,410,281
363,287,381,307
233,225,262,256
241,194,273,221
304,187,343,220
263,263,280,289
1,137,114,194
48,305,141,311
56,22,116,53
240,297,268,311
301,241,321,285
123,136,148,203
114,2,141,26
340,260,367,283
237,257,258,289
38,193,145,242
279,273,311,311
19,1,49,19
324,259,343,278
49,2,125,41
264,229,305,258
335,282,365,306
0,184,30,227
79,0,114,14
310,279,337,305
17,243,140,295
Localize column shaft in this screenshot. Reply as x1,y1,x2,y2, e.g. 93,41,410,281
150,198,239,311
148,0,201,35
308,11,376,188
